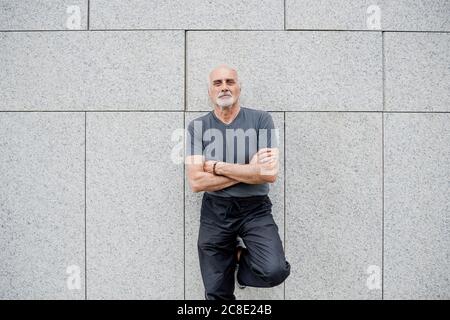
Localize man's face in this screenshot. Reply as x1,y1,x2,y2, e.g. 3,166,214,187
208,68,241,108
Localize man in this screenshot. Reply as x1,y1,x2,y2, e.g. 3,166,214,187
185,64,290,300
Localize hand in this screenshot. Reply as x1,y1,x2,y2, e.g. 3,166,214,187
203,160,216,174
250,148,279,165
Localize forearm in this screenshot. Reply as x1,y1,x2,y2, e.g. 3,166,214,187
190,171,239,192
215,162,276,184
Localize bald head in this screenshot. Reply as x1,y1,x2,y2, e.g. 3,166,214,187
207,64,242,109
208,64,239,86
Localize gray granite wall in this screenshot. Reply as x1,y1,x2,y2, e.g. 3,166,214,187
1,0,448,299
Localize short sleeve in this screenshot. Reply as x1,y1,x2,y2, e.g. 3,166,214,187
258,112,278,149
186,119,204,157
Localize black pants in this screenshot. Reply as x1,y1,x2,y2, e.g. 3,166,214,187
198,192,291,300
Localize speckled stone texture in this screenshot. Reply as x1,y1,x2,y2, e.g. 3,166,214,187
1,0,449,300
187,31,382,111
384,113,450,299
90,0,284,30
185,111,285,299
385,32,450,112
0,31,184,111
285,112,382,299
86,112,184,299
0,112,85,299
286,0,450,31
0,0,88,30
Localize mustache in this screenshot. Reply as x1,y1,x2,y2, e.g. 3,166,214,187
217,92,232,98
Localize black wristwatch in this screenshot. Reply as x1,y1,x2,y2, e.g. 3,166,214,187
213,161,220,175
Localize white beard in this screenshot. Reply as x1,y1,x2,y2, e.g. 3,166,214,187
216,95,234,108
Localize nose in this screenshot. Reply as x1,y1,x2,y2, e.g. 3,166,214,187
220,88,231,96
220,82,229,92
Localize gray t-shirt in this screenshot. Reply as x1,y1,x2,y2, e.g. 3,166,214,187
186,106,278,197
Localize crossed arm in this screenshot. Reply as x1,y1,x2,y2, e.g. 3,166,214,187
185,148,279,193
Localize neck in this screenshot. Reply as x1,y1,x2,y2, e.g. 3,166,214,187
214,102,241,124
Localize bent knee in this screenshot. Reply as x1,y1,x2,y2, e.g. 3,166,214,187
263,261,291,286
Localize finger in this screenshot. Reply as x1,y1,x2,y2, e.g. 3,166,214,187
258,156,271,163
257,148,272,154
257,150,272,159
261,151,278,159
260,156,278,163
258,152,272,160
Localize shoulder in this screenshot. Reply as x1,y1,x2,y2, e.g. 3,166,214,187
187,111,213,129
244,106,274,129
242,106,272,121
